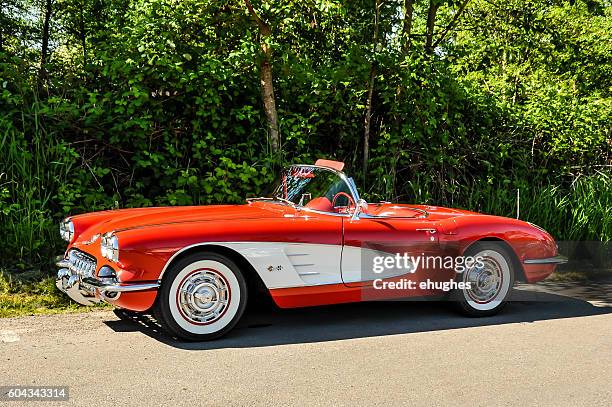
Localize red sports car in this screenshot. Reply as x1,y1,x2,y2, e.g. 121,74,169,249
56,159,566,340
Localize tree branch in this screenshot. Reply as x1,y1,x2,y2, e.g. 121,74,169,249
432,0,471,49
244,0,270,36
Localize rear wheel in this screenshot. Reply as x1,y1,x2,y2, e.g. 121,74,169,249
155,252,248,341
452,242,515,317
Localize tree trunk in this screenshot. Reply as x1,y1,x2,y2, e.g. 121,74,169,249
244,0,280,153
80,0,87,68
363,65,376,184
392,0,415,191
425,0,439,55
259,45,280,153
363,0,381,186
39,0,52,83
395,0,415,121
401,0,414,56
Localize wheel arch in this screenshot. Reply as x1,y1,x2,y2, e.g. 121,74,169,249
158,244,270,295
464,237,527,282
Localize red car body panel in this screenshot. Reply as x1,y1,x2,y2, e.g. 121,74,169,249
64,198,560,311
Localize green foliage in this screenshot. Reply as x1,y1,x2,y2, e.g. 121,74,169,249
0,0,610,275
0,115,78,266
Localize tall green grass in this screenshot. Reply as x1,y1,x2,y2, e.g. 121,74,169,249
403,172,611,242
522,173,611,242
0,112,76,269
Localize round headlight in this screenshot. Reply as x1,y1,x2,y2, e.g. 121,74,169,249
100,235,108,258
60,219,74,242
109,235,119,262
101,233,119,262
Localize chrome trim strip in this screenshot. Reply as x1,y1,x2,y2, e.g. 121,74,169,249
357,207,429,220
523,255,568,265
81,278,159,293
298,208,351,217
297,271,320,276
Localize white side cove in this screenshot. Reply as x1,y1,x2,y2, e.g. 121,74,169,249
341,245,414,284
159,242,413,289
223,242,341,288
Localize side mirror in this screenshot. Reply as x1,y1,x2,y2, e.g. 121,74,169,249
352,199,368,220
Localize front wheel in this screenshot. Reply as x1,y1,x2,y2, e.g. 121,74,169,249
155,252,248,341
452,242,515,317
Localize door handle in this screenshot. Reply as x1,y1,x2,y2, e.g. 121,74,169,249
416,228,437,233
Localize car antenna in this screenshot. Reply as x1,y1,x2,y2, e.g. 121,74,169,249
516,189,520,219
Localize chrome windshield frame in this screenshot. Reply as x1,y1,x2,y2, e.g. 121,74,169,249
283,164,361,205
251,164,361,217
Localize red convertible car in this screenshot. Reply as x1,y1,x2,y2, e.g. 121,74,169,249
56,159,566,340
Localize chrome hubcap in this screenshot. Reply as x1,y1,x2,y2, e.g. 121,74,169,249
465,256,503,303
178,270,229,324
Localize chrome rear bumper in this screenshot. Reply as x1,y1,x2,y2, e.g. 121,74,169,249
55,251,159,306
523,255,568,265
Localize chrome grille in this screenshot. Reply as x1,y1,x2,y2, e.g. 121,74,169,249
65,249,97,278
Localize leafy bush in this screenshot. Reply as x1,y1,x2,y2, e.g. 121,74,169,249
0,0,610,275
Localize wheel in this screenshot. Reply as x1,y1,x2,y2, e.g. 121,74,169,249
154,252,248,341
452,241,515,317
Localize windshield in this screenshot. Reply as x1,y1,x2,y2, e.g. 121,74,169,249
269,165,356,213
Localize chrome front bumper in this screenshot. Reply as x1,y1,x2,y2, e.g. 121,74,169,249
523,255,568,265
55,251,159,306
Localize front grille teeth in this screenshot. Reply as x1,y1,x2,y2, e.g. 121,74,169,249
66,249,97,278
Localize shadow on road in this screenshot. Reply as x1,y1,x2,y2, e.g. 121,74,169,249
103,282,612,350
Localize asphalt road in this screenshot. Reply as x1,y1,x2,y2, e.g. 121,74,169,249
1,282,611,406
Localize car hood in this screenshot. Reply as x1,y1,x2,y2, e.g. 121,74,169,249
71,203,284,242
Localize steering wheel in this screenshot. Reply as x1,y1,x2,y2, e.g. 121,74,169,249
331,191,355,213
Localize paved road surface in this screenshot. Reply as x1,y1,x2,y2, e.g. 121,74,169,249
1,282,611,406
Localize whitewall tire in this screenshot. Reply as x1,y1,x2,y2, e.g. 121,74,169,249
452,242,515,317
155,252,247,341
